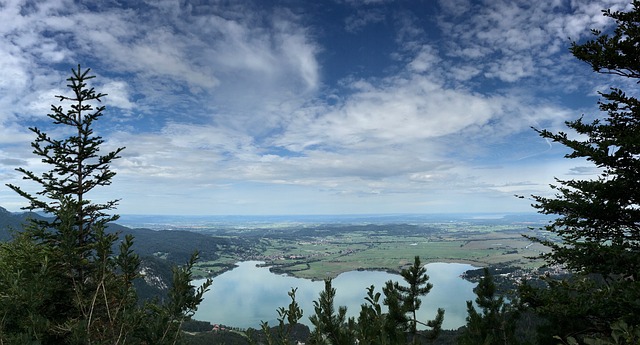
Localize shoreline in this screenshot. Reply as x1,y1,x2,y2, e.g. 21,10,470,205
199,258,490,282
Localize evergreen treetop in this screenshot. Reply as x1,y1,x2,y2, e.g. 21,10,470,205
7,64,125,247
528,2,640,279
521,2,640,343
1,65,211,344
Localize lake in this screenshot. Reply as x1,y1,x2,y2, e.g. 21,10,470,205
193,261,478,330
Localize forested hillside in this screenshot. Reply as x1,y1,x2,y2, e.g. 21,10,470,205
0,206,44,240
0,206,248,300
0,205,250,264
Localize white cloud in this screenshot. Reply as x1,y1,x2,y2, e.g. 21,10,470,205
273,16,321,91
100,81,134,110
437,0,472,16
345,9,386,33
0,124,32,145
449,65,482,81
1,0,320,113
485,55,535,82
0,0,323,141
0,0,620,214
436,0,630,87
276,74,512,152
408,46,441,73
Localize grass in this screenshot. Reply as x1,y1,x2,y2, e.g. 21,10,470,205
192,224,548,280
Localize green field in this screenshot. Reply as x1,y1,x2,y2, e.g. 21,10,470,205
193,220,552,280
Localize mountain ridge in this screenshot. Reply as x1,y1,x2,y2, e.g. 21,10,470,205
0,206,231,262
0,205,239,300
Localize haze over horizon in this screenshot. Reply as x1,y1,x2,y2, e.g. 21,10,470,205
0,0,631,215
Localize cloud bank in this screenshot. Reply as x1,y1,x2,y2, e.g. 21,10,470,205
0,0,626,214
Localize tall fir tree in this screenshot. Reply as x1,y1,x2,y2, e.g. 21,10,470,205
395,256,444,344
253,288,304,345
522,1,640,343
261,256,445,345
528,1,640,279
1,65,211,344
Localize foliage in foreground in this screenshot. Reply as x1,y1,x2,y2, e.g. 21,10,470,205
457,268,518,345
0,65,211,344
522,1,640,344
253,256,444,345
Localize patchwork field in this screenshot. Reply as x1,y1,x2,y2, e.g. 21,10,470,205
190,215,553,280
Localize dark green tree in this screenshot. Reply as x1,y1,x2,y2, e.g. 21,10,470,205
395,256,444,344
7,65,123,256
4,64,131,344
528,1,640,280
523,1,640,343
263,256,445,345
1,65,211,344
356,283,411,345
382,280,410,345
254,288,304,345
308,279,356,345
458,268,518,345
356,285,391,345
355,257,444,345
140,251,212,345
0,231,62,343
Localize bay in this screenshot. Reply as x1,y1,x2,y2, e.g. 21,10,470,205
193,261,478,330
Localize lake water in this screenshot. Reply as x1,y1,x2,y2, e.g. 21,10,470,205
193,261,478,330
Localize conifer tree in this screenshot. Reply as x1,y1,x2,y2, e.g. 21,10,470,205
255,288,303,345
458,268,517,345
308,279,355,345
395,256,444,344
8,64,123,243
382,280,410,345
266,256,444,345
527,1,640,280
1,65,211,344
522,1,640,343
356,285,386,345
4,65,130,343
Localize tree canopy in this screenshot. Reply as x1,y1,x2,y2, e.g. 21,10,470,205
529,0,640,279
1,65,211,344
523,2,640,343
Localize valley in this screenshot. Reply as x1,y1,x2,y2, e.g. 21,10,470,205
117,213,555,281
0,207,555,296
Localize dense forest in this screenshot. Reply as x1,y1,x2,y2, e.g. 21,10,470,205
1,1,639,344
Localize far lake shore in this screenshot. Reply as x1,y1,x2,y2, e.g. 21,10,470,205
194,261,479,330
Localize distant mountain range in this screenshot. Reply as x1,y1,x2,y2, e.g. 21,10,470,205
0,205,244,300
0,206,44,240
116,212,552,230
0,206,231,262
2,207,551,261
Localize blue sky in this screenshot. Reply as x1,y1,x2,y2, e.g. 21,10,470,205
0,0,632,215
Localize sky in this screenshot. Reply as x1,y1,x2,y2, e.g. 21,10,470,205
0,0,633,215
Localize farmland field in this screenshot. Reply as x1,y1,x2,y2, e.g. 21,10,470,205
180,214,554,280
